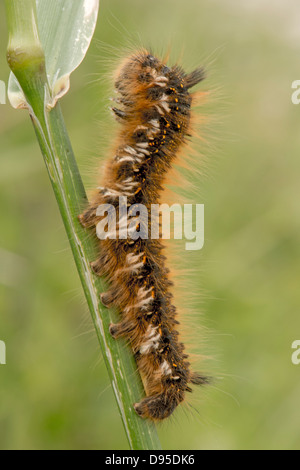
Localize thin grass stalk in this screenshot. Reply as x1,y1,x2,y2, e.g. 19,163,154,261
5,0,162,450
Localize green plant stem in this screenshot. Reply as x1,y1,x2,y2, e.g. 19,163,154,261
5,0,162,450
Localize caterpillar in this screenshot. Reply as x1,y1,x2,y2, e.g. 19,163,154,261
79,49,209,420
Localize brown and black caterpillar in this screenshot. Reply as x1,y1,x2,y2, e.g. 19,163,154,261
79,49,209,420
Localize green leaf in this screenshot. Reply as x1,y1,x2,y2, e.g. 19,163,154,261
8,0,99,109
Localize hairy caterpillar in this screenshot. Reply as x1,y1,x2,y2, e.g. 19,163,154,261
79,49,209,420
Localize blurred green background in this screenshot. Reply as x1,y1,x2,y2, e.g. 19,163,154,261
1,0,300,450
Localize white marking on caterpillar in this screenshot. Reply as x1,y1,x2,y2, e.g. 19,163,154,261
136,148,150,156
113,253,145,277
134,154,147,161
159,101,171,113
114,265,143,277
156,76,168,83
128,262,144,273
140,326,161,354
119,147,147,161
154,95,171,115
155,105,164,115
115,178,139,191
126,252,145,264
101,188,135,198
123,177,136,184
98,187,122,198
137,286,153,300
139,296,154,310
117,156,136,164
147,129,160,139
125,146,138,156
136,142,149,149
146,326,157,338
134,125,148,132
154,81,167,88
99,179,139,197
149,68,158,78
160,360,172,376
149,119,160,129
124,293,154,314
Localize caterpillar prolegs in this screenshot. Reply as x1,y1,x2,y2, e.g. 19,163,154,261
79,50,209,420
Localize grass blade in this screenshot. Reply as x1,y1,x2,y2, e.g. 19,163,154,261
5,0,162,450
